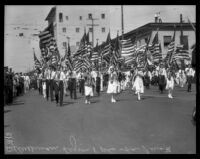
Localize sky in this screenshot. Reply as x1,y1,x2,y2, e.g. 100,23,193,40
4,5,196,73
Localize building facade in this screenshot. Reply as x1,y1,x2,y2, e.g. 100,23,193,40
113,22,196,59
45,6,111,56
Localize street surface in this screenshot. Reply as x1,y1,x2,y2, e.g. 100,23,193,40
4,84,196,154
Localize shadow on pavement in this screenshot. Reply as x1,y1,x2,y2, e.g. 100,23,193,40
62,101,75,106
142,95,155,100
117,98,131,102
90,100,99,104
9,101,25,106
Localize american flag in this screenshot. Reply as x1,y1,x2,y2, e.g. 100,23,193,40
110,33,121,67
63,42,73,71
172,44,190,62
121,38,137,57
33,51,41,69
39,23,60,66
102,32,112,63
90,42,99,62
74,31,92,58
149,31,162,63
164,29,176,65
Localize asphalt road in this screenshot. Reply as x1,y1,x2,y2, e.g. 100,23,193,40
4,84,196,154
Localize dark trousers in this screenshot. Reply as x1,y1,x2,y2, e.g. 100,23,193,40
59,81,64,106
70,78,77,99
79,79,85,95
187,76,192,92
50,79,54,101
8,86,13,103
54,81,59,104
46,80,50,100
39,79,42,95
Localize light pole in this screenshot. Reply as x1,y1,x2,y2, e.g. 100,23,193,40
87,17,99,47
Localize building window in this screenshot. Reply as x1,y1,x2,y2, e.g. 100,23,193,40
76,42,80,46
163,36,172,47
59,13,63,22
79,16,82,20
89,28,93,32
63,42,67,47
88,13,92,19
66,16,68,20
76,28,80,33
180,35,189,50
101,13,105,19
102,27,105,33
62,27,66,33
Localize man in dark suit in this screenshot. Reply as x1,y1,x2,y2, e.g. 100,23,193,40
96,72,101,96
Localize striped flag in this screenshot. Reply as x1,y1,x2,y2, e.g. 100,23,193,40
33,51,41,69
102,32,112,63
172,44,190,61
121,38,137,57
150,31,162,63
64,42,73,71
90,42,99,62
110,32,121,67
164,29,176,65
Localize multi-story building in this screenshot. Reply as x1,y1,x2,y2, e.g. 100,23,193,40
109,15,195,59
45,5,111,56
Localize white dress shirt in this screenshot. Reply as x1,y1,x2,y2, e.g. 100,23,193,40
50,71,56,80
59,71,66,81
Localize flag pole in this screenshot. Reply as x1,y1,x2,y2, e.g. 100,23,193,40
121,5,124,40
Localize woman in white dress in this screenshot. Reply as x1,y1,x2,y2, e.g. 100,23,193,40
84,71,94,104
179,70,186,88
107,66,118,103
132,68,144,100
166,71,174,99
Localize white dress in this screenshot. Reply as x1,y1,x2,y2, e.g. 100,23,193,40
84,76,94,96
132,72,144,94
107,73,118,94
166,77,174,90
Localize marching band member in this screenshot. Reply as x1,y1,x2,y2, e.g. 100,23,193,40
166,71,175,99
132,68,144,100
107,66,118,103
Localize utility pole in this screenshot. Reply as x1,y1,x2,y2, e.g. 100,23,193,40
87,17,99,47
121,5,124,40
96,38,99,45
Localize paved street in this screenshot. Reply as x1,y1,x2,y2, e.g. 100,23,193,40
4,85,196,154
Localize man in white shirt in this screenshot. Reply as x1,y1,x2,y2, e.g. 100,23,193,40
50,66,56,101
45,67,51,101
185,64,194,92
59,67,65,106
